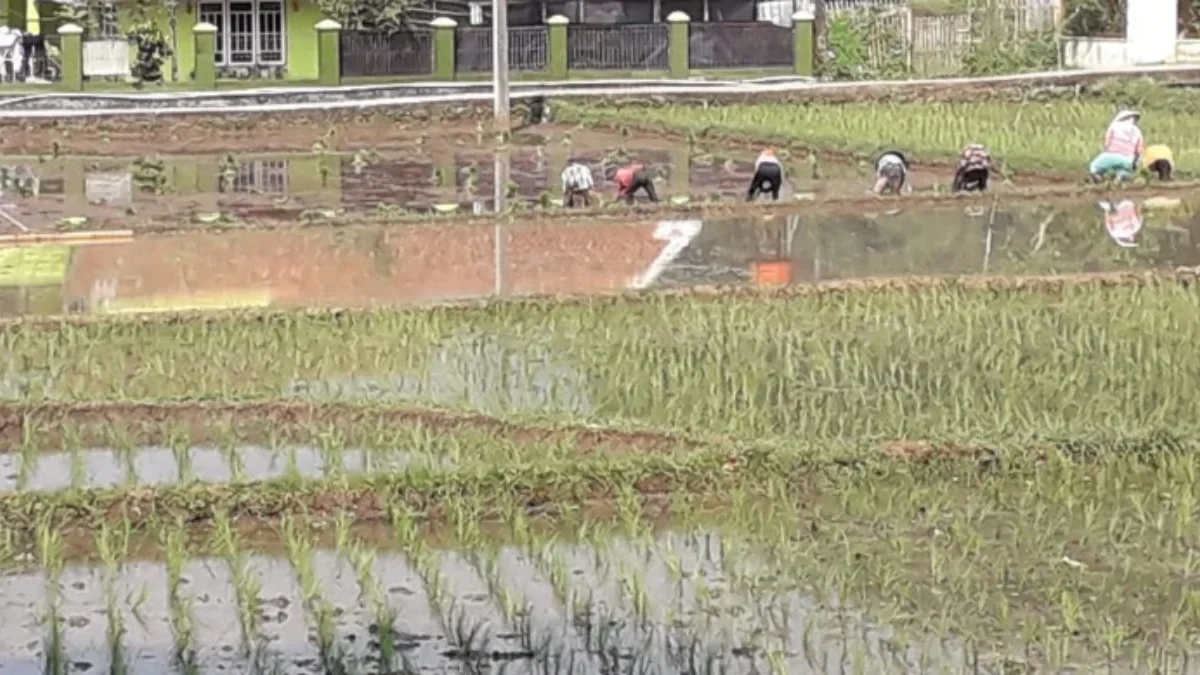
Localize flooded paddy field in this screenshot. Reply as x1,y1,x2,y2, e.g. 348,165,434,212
0,194,1195,319
0,123,1077,232
2,449,1200,675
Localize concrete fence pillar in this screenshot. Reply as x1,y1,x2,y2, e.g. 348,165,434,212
193,22,217,88
792,9,814,76
431,16,457,80
315,19,342,86
667,11,689,79
58,23,83,91
547,14,569,80
1126,0,1177,65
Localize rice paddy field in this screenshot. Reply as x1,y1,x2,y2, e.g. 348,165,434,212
557,84,1200,174
6,82,1200,674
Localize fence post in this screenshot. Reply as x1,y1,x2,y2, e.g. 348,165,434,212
431,17,457,80
667,11,689,79
315,19,342,86
791,9,814,76
58,23,83,91
547,14,569,80
193,22,217,89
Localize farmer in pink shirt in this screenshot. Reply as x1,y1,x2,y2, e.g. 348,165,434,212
1089,110,1144,182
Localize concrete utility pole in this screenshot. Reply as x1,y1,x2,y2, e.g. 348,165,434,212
492,0,510,134
493,148,511,296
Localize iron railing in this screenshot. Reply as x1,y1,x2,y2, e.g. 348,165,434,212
688,22,793,69
567,23,670,70
455,25,548,72
340,29,434,77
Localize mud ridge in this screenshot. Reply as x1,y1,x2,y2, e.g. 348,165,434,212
111,179,1199,236
0,401,705,454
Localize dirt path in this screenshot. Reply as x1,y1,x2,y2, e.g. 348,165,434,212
0,401,704,455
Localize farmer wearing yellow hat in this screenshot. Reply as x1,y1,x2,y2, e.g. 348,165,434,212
1143,144,1174,180
747,148,784,201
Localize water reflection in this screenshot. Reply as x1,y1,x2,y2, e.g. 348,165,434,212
1,146,830,226
1101,199,1144,248
0,197,1196,318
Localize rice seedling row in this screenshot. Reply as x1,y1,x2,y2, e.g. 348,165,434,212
6,448,1200,674
558,96,1200,173
4,278,1200,444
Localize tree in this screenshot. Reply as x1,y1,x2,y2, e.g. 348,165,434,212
314,0,416,33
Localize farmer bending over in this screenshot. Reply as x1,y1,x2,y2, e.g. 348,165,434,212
560,160,595,208
1143,144,1174,181
952,143,992,193
609,162,659,204
873,150,909,195
747,148,784,201
1089,110,1144,182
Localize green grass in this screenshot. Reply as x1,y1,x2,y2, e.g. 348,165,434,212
2,279,1197,444
557,96,1200,171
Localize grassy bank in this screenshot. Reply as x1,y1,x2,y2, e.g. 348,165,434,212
2,276,1198,443
556,96,1200,172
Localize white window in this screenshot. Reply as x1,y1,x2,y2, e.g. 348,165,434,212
197,0,286,66
234,160,288,194
95,2,122,38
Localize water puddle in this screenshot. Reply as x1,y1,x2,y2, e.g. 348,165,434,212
0,445,448,494
0,141,877,228
0,531,980,675
0,196,1195,318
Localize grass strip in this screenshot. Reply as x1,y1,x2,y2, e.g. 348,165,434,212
1,272,1198,444
0,401,701,454
556,97,1200,173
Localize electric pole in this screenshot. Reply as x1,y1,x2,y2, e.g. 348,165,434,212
492,0,510,134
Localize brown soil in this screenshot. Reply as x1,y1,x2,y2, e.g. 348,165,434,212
75,176,1192,237
0,401,705,455
7,66,1199,156
0,111,686,156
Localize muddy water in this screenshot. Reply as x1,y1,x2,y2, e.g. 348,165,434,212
0,445,448,494
0,532,979,675
0,144,876,229
0,195,1196,318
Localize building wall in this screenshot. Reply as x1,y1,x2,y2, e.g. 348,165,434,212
1061,37,1200,69
116,0,323,83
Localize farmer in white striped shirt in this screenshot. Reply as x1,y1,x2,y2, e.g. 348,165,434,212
560,161,595,208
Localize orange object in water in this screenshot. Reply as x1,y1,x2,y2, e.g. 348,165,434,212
753,260,792,286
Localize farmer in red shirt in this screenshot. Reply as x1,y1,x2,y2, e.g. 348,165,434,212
607,162,659,204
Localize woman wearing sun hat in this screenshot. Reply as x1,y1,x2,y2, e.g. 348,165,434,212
1089,110,1144,182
